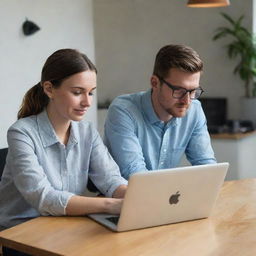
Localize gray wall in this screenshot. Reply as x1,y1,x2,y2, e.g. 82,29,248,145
0,0,97,148
93,0,252,120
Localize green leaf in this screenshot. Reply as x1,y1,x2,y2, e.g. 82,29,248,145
213,12,256,97
221,12,236,25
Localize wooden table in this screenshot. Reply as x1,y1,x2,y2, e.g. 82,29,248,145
1,179,256,256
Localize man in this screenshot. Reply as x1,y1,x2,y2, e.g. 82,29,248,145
104,44,216,180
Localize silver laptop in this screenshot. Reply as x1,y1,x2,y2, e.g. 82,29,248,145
88,162,229,232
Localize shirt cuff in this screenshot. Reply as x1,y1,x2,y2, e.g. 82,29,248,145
41,191,75,216
105,178,128,198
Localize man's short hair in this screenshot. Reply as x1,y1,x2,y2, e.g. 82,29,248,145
153,44,203,79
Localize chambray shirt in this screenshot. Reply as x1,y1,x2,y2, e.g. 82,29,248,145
104,89,216,180
0,110,127,229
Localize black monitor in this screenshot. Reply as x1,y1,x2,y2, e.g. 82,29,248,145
199,97,227,127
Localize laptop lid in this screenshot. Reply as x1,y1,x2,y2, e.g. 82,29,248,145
88,162,229,232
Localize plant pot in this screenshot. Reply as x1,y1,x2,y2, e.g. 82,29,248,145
241,97,256,128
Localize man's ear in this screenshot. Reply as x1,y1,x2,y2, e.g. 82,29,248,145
42,81,54,99
151,75,160,89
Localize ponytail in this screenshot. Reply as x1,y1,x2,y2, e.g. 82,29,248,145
17,82,49,119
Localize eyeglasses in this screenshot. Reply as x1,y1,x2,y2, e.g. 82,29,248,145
158,77,204,100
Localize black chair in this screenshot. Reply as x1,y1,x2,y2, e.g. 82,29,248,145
87,178,100,193
0,148,8,180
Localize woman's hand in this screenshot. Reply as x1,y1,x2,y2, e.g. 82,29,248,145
66,184,127,215
104,198,123,215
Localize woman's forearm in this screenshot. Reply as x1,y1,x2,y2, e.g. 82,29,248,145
65,195,123,215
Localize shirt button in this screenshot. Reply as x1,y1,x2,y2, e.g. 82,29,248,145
163,149,167,152
161,162,164,165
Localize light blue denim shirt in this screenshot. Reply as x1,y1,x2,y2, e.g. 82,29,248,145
104,89,216,180
0,110,127,229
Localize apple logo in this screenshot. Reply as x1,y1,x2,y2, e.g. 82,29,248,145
169,191,180,205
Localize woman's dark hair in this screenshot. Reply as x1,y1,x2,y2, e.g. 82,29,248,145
18,49,97,119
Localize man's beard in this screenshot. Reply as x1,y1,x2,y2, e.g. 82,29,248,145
165,103,189,117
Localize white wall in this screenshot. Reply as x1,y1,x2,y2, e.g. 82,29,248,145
93,0,252,120
254,0,256,33
0,0,97,148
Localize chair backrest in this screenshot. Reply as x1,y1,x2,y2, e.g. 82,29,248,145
0,148,8,180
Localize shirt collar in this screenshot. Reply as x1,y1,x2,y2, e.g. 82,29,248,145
68,122,78,147
37,110,78,148
141,89,160,125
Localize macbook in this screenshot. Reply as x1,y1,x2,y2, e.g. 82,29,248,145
88,162,229,232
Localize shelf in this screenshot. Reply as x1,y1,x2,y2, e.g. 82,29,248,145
210,131,256,140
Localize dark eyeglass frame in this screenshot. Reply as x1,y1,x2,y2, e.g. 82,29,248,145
158,76,204,100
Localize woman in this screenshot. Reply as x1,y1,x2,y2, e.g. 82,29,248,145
0,49,127,232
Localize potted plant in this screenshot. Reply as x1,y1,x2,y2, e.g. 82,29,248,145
213,12,256,125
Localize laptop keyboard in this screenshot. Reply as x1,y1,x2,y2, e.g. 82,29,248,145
106,216,119,225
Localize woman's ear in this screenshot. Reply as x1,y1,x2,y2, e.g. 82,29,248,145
42,81,54,99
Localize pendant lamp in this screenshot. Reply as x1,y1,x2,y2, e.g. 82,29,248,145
187,0,230,8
